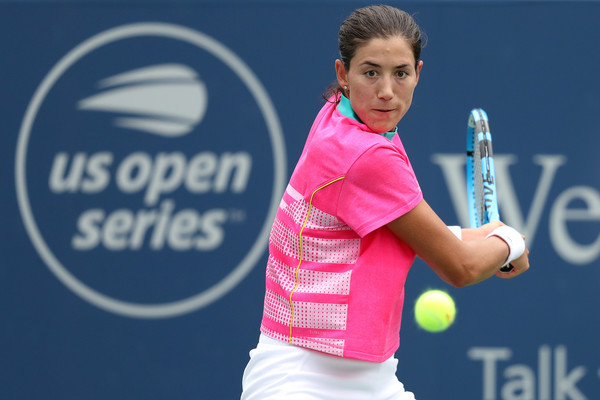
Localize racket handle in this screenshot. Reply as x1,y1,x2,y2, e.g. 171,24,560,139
499,263,514,273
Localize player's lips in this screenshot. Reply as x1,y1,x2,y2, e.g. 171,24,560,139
372,107,397,113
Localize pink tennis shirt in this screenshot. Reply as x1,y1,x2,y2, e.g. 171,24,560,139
259,95,423,362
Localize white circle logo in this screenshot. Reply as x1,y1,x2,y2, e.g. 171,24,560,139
15,23,286,318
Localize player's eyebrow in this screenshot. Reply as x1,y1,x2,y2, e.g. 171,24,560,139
360,61,411,69
360,61,381,68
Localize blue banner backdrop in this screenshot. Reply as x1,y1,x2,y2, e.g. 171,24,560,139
1,1,599,399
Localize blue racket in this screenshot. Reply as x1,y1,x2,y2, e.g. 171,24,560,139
466,108,513,273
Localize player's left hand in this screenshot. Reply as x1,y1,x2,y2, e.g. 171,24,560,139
495,238,530,279
461,220,505,241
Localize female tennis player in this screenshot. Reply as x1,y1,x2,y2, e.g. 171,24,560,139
241,5,530,399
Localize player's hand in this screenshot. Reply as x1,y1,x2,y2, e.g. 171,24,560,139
495,238,530,279
461,220,505,241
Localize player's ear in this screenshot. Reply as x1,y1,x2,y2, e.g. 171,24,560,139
415,60,423,84
335,59,348,89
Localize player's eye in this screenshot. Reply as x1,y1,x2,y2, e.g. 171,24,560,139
365,70,378,78
396,71,408,78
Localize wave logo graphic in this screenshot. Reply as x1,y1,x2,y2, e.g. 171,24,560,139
78,63,207,137
16,23,287,319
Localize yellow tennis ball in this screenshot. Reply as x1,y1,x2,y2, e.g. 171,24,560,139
414,290,456,332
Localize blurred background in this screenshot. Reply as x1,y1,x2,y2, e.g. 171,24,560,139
2,0,599,399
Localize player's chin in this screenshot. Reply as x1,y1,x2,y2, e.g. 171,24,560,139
379,111,405,131
367,117,399,134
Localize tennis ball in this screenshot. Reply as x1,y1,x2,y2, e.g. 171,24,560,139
414,290,456,332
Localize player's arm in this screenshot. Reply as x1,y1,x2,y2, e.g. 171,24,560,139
458,223,530,279
386,199,529,287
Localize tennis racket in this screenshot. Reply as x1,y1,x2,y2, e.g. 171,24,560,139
466,108,513,273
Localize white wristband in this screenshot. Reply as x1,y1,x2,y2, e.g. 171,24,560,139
485,225,525,267
447,225,462,240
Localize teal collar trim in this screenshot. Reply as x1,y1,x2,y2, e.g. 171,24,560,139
338,94,397,141
338,94,361,122
380,130,397,141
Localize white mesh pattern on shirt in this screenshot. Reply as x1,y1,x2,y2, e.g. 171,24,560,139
267,255,351,295
260,325,345,357
270,219,360,265
284,197,351,231
270,219,302,259
265,183,357,356
263,289,292,326
264,289,347,330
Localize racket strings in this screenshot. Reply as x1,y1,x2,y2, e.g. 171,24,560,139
472,129,485,226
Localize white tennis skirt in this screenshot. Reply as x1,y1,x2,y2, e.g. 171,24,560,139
241,334,416,400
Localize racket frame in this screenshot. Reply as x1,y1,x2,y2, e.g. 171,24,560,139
466,108,500,227
466,108,513,272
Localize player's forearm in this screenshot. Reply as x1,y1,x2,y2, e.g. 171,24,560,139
457,237,511,285
414,234,509,288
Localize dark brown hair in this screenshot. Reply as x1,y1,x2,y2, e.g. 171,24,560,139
324,5,425,100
